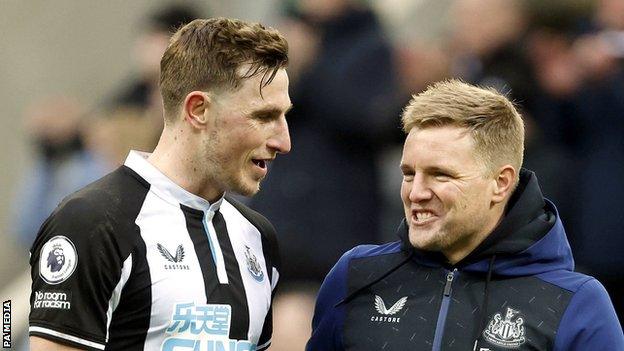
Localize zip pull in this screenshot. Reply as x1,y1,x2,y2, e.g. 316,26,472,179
443,269,457,296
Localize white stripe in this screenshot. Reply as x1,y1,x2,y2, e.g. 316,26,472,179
220,201,273,342
105,253,133,341
271,267,279,291
136,192,208,350
29,326,105,350
257,339,271,350
204,213,229,284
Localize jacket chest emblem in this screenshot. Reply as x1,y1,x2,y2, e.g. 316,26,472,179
370,295,407,323
483,307,526,348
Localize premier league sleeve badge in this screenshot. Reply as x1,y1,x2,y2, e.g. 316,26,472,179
39,235,78,285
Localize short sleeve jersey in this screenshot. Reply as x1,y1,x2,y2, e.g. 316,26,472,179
29,150,280,351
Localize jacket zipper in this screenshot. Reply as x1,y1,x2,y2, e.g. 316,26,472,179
432,269,457,351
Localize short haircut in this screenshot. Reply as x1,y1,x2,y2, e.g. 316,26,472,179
401,79,525,176
160,17,289,120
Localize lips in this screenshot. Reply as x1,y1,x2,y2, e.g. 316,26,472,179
251,158,274,176
411,209,438,225
251,159,267,169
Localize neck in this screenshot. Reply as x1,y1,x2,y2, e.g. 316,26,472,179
148,125,223,203
443,204,506,265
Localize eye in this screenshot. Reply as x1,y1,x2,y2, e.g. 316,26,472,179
402,172,414,182
433,171,451,181
253,113,274,121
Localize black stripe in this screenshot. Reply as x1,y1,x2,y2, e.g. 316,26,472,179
213,210,250,340
257,300,274,347
182,206,220,300
106,239,152,350
102,166,152,350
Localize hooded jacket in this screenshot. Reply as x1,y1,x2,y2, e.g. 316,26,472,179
307,170,623,350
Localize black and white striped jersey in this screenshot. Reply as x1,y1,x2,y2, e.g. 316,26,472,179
29,150,280,351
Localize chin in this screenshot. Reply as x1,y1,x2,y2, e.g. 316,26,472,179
409,230,443,251
232,181,261,197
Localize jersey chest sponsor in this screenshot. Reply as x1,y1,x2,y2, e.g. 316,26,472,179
161,302,256,351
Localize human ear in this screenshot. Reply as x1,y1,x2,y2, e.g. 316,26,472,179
491,165,516,204
182,91,211,129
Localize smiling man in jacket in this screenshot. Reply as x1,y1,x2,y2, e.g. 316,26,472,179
307,80,623,350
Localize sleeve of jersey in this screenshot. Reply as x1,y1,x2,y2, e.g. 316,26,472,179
553,278,624,350
306,249,352,351
29,197,130,350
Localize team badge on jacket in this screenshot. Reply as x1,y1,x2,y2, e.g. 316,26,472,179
39,236,78,284
483,307,526,348
244,245,264,282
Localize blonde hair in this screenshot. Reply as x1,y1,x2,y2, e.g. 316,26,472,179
401,79,524,175
160,17,288,120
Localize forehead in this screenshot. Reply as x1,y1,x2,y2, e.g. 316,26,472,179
401,126,478,168
223,68,291,112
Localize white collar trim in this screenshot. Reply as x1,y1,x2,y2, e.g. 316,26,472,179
124,150,223,212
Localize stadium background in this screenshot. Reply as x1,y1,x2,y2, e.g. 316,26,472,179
1,0,621,349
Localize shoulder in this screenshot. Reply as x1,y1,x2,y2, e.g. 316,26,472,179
320,241,404,294
222,195,280,267
53,166,148,222
346,241,403,261
222,195,278,252
535,269,595,293
223,195,276,237
30,167,149,260
547,272,624,350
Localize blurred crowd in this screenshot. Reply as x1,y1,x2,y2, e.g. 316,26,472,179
9,0,623,349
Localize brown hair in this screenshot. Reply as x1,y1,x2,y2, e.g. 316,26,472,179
159,17,289,120
401,79,525,175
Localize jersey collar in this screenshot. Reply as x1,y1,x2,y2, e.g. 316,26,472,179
124,150,223,213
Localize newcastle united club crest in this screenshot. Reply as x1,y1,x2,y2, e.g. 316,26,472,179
244,245,264,282
483,307,526,348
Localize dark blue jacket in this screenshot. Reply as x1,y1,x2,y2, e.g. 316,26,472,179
308,170,623,350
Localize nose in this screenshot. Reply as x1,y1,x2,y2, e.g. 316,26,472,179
408,174,433,203
267,116,291,154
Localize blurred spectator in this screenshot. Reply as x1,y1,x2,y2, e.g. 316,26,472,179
449,0,536,105
520,0,624,320
251,0,402,286
10,97,108,247
104,4,200,113
84,107,161,167
571,0,624,321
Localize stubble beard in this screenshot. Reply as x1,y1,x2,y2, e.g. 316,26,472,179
408,217,478,254
212,152,261,197
202,131,262,198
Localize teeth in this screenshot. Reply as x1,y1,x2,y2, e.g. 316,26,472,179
416,212,433,221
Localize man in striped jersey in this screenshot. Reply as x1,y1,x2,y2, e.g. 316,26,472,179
29,17,291,350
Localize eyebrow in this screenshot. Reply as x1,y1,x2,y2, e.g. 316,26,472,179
251,104,293,119
399,164,456,175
